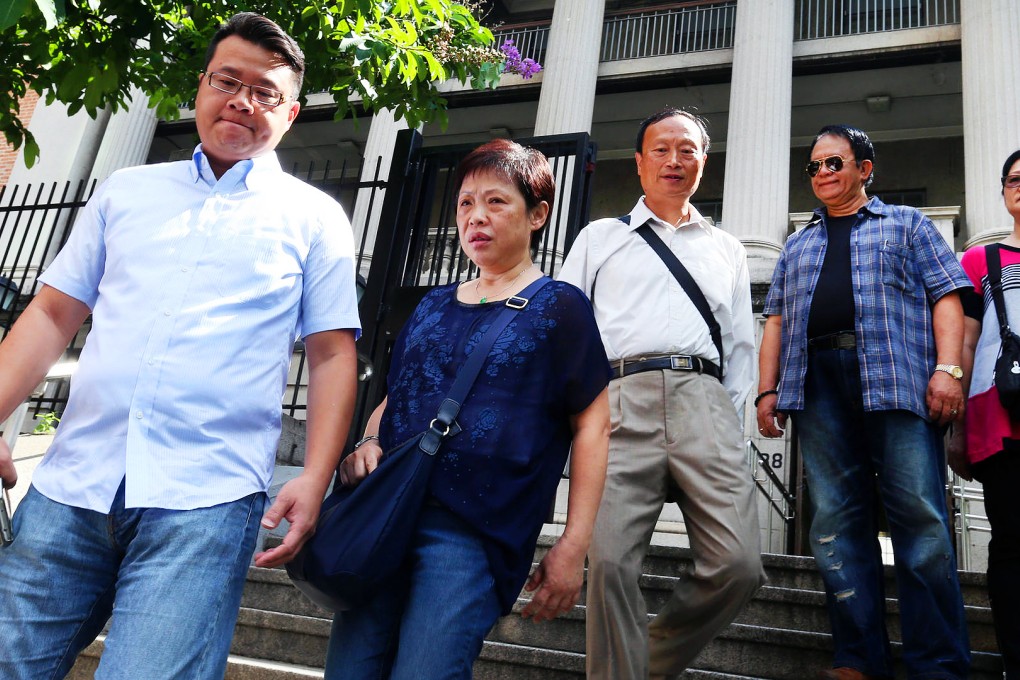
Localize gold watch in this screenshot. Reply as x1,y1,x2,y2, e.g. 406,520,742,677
935,364,963,380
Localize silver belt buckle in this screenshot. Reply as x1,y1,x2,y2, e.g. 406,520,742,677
670,355,693,370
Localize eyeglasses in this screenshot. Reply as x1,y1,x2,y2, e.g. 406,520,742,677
203,72,287,107
805,155,852,177
1002,175,1020,189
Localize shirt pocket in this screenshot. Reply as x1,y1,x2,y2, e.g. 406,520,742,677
880,240,919,295
214,236,295,309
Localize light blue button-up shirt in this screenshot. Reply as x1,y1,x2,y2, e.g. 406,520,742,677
34,147,361,512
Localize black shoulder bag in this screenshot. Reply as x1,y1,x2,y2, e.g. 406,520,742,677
287,276,552,612
984,244,1020,418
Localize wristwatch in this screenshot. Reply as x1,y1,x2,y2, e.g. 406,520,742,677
935,364,964,380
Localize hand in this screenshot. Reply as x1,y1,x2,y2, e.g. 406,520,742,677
0,439,17,490
926,371,964,426
337,441,384,487
254,473,330,569
755,393,787,438
946,426,972,482
520,535,586,623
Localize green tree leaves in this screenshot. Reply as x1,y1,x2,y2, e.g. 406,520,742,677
1,0,503,167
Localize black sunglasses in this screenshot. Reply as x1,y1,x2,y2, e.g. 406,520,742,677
805,155,852,177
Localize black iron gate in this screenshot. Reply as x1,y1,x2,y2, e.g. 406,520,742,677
354,129,598,433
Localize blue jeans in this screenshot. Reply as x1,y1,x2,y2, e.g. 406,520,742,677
0,482,265,680
793,349,969,680
324,504,503,680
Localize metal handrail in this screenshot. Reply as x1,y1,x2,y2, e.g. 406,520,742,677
795,0,960,41
745,439,797,552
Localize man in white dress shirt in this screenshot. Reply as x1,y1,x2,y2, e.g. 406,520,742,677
0,13,360,679
559,107,763,679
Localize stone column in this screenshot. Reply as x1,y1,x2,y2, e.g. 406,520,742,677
6,102,111,188
351,109,409,278
720,0,795,553
533,0,604,135
90,86,159,182
720,0,794,285
961,0,1020,248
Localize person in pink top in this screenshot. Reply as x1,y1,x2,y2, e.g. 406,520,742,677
951,148,1020,680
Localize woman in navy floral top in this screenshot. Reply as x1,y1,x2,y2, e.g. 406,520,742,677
324,139,611,680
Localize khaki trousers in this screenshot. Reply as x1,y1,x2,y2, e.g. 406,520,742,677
585,370,765,680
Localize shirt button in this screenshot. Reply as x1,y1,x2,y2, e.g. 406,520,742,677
181,267,189,273
164,310,172,316
148,359,155,366
135,411,143,419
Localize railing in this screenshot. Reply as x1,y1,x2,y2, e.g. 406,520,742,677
602,1,736,61
0,180,96,338
951,476,990,572
795,0,960,40
492,22,550,72
493,0,960,66
746,439,797,554
492,1,737,68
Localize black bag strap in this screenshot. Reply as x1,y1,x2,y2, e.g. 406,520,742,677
419,275,552,454
985,244,1012,339
631,220,724,375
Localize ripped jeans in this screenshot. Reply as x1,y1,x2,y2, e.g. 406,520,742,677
793,348,970,680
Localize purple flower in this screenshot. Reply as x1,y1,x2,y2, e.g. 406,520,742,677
499,38,541,79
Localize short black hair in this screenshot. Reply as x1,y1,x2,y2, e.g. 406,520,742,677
635,107,711,154
204,13,305,98
809,124,876,187
1002,149,1020,195
455,139,555,253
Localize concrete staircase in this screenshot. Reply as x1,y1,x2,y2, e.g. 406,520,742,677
71,536,1005,679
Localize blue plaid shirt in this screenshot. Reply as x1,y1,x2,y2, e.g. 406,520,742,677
762,196,969,418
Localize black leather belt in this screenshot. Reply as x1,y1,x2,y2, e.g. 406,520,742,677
611,354,721,381
807,331,856,351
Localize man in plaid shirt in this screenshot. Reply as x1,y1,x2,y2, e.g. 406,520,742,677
755,124,971,680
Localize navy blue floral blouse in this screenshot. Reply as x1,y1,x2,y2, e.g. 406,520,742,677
379,279,611,613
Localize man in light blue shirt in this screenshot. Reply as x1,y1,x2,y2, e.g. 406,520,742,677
0,13,361,678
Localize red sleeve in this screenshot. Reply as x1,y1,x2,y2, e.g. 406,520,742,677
960,246,987,294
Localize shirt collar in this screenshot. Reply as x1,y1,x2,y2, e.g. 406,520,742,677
630,197,712,234
809,195,890,227
188,145,282,192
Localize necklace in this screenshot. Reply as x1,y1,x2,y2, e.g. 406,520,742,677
475,264,532,303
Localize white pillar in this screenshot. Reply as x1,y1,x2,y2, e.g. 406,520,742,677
351,109,408,277
6,101,111,188
90,87,158,182
533,0,604,135
961,0,1020,248
720,0,794,284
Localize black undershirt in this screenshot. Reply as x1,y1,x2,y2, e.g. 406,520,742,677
807,213,858,339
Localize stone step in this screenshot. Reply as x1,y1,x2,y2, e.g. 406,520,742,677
246,558,998,656
70,637,325,680
72,539,1002,679
531,538,992,610
72,607,1004,680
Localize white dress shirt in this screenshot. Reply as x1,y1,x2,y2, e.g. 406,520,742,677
34,147,361,512
558,198,754,410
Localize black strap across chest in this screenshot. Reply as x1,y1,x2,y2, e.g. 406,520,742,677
589,214,723,376
986,244,1012,339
